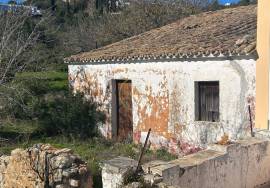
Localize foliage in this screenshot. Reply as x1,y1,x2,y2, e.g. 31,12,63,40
123,169,143,186
0,120,40,134
0,134,177,187
1,71,67,119
1,70,105,138
15,71,68,82
8,0,17,5
143,147,178,162
0,8,51,83
36,92,106,138
238,0,257,6
20,0,219,71
208,0,223,11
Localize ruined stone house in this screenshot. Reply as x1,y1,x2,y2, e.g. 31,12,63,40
65,5,258,154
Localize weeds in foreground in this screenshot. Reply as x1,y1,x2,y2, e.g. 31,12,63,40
0,126,177,187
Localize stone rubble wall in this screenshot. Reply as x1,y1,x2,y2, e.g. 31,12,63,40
0,144,92,188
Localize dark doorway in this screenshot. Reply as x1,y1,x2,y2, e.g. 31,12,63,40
112,80,133,141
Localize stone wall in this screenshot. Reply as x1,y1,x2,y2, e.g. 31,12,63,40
143,137,270,188
68,58,256,154
0,144,92,188
102,156,137,188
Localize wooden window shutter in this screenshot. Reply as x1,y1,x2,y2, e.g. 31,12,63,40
195,81,219,122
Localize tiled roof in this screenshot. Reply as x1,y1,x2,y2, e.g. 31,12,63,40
66,5,257,63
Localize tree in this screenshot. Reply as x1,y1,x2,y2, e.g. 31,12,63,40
238,0,257,5
183,0,214,9
8,0,17,5
239,0,250,5
0,8,50,115
51,0,56,12
208,0,222,10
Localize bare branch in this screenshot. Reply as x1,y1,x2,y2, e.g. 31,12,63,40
0,9,51,85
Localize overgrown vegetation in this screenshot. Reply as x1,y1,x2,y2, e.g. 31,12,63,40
0,131,177,187
2,71,105,139
37,92,105,138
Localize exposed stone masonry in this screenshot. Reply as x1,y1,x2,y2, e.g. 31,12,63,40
0,144,92,188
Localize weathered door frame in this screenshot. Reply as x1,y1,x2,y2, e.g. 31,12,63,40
111,79,133,140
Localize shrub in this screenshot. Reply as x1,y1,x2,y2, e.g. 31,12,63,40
1,72,68,119
2,71,105,139
36,92,105,138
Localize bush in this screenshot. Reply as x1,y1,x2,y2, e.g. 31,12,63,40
1,71,69,119
36,92,105,138
2,71,105,139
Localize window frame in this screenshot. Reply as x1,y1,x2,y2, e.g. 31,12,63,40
195,81,220,122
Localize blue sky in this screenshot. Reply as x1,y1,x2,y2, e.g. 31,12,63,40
218,0,240,4
0,0,25,4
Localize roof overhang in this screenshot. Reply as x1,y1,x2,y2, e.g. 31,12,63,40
65,52,258,66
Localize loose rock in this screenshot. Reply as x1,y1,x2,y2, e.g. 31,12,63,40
0,144,93,188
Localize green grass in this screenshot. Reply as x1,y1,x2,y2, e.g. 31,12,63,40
48,80,68,91
15,71,68,81
0,121,177,187
0,120,41,134
13,71,69,92
0,120,42,144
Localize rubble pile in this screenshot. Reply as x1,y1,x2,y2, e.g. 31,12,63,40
0,144,92,188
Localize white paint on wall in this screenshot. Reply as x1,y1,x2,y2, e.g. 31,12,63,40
68,58,256,148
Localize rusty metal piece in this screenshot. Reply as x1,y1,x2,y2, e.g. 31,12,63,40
136,128,151,173
248,105,254,137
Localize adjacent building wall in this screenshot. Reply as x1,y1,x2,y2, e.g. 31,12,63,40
68,58,256,154
256,0,270,129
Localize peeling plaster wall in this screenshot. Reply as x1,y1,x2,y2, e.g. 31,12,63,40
162,138,270,188
68,59,256,154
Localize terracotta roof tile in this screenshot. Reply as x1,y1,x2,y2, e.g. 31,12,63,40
66,5,257,63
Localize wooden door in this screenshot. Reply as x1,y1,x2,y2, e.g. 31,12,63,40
112,80,133,141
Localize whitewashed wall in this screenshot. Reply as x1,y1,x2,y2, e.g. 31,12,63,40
68,58,256,154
